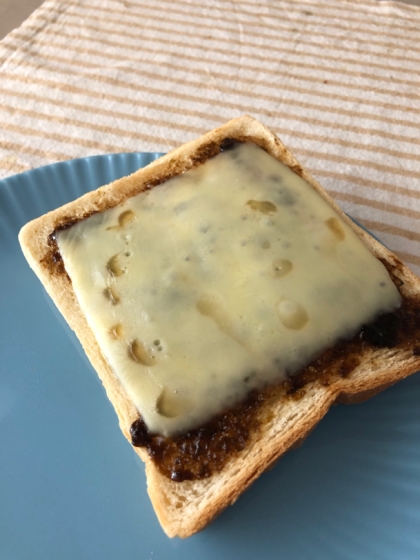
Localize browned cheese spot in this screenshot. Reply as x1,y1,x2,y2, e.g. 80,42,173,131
261,240,271,249
109,323,123,339
325,217,345,241
106,209,136,230
277,300,309,330
103,285,120,305
246,200,277,215
107,254,125,277
156,389,191,419
118,210,136,227
129,339,157,366
272,259,293,278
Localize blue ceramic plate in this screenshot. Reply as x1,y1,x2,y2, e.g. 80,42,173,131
1,154,419,559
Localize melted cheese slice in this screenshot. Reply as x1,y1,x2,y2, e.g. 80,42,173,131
57,143,401,436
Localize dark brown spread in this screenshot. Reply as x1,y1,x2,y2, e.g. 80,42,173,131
131,290,420,482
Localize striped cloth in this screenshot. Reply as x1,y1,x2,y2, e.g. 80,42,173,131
0,0,419,275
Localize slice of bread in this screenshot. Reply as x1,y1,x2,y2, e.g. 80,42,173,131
19,116,420,538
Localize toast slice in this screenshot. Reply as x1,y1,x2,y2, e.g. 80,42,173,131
19,116,420,537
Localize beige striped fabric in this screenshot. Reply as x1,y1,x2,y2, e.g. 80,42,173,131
0,0,419,274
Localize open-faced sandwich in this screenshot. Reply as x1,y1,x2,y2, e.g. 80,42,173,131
19,116,420,537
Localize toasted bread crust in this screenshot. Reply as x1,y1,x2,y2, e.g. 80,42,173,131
19,116,420,538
